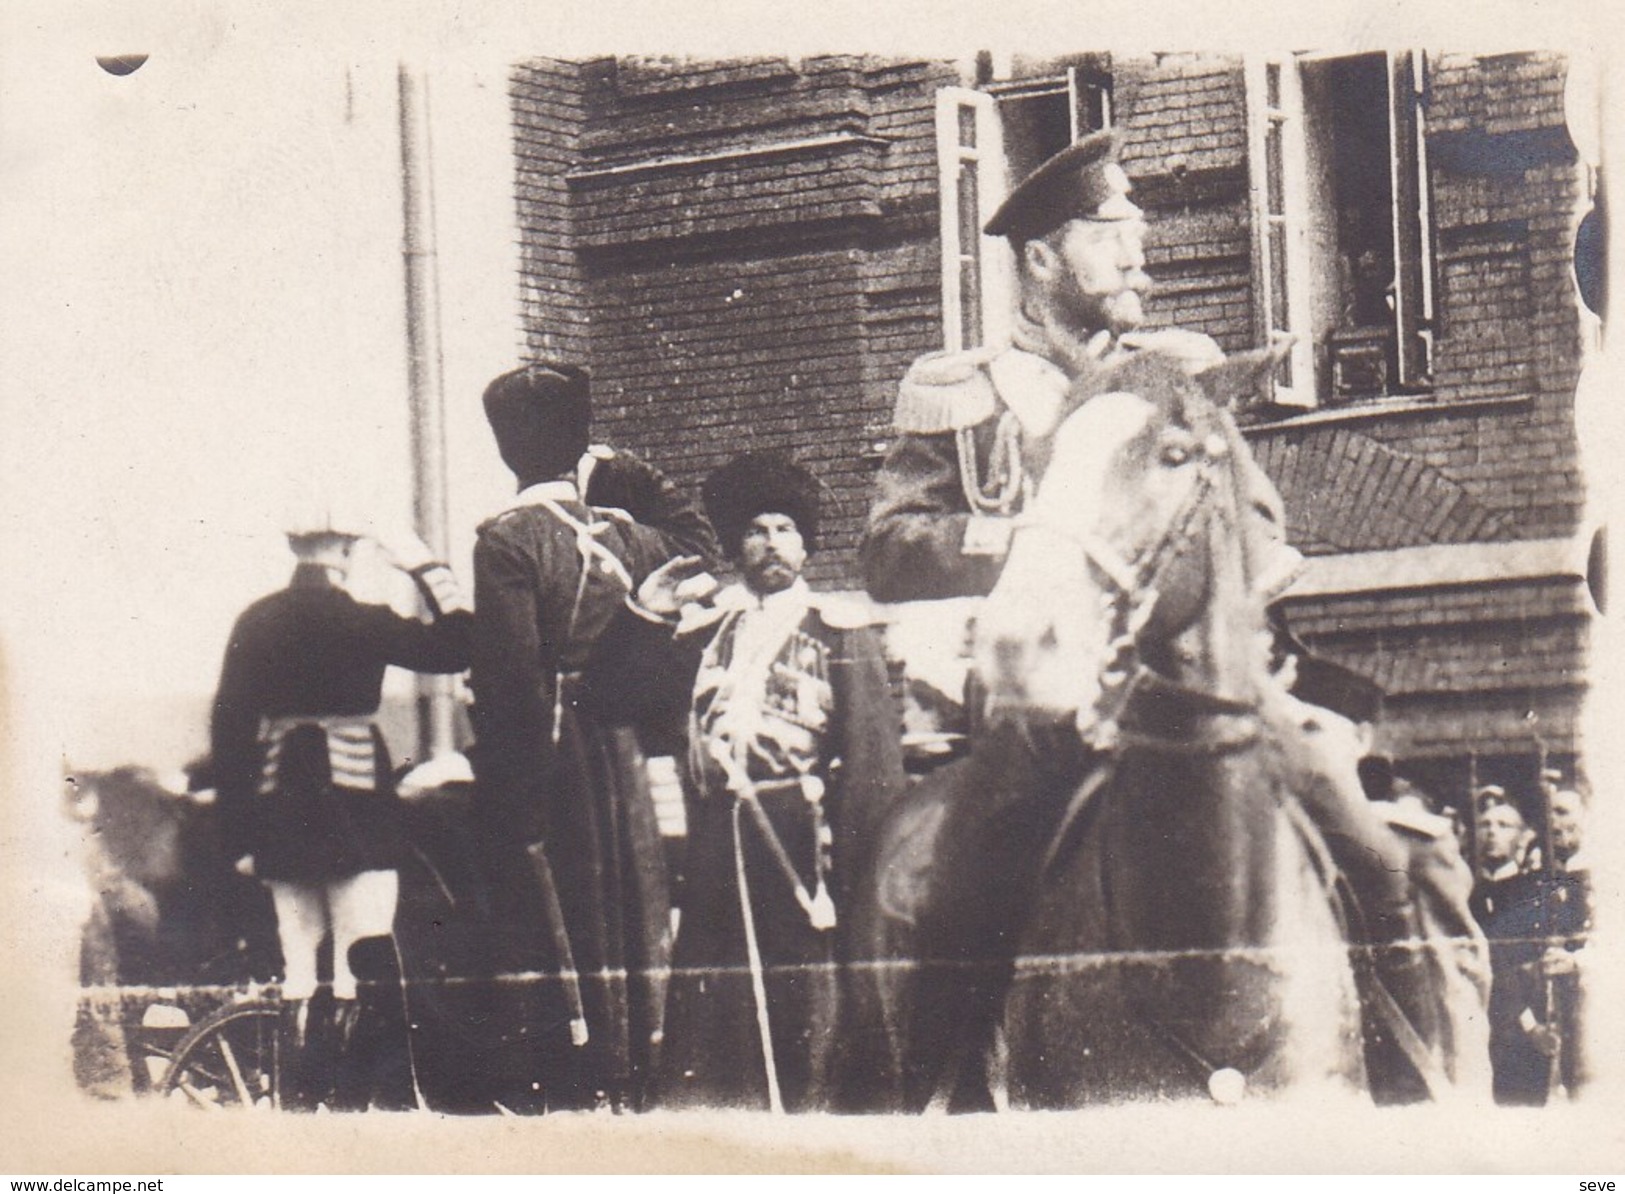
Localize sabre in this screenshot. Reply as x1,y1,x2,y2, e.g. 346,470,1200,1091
732,799,785,1113
526,841,589,1048
711,736,787,1112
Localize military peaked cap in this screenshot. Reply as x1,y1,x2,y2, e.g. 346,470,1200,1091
984,128,1140,245
703,450,821,557
1292,653,1384,725
1474,783,1515,813
482,362,592,483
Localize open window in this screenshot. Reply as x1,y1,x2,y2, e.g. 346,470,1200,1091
1246,51,1436,408
936,87,1009,353
937,66,1113,352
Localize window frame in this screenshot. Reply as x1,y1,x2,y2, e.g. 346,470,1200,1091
1245,50,1437,408
937,68,1113,354
936,86,1012,353
1243,53,1317,408
1388,50,1437,390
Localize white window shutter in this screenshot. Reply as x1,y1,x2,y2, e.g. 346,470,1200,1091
1244,54,1316,408
936,87,1013,352
1389,49,1436,389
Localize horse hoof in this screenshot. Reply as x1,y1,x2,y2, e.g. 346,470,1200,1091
1208,1068,1246,1105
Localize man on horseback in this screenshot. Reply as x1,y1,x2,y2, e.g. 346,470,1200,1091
864,129,1151,611
866,130,1298,755
858,130,1475,1106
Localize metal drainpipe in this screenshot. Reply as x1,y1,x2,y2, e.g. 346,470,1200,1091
398,62,457,760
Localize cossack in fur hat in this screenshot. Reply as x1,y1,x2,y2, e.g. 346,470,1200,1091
984,128,1140,246
703,450,821,557
482,362,592,484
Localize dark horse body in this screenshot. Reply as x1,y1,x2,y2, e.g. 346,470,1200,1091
846,346,1380,1109
1001,690,1366,1105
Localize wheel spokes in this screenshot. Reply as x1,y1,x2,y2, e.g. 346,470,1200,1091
175,1077,221,1110
160,1003,285,1111
217,1035,253,1105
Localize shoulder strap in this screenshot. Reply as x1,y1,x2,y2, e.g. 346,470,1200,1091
535,496,635,592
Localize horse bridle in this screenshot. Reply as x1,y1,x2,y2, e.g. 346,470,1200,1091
1010,426,1258,754
1014,427,1288,1100
1025,434,1252,885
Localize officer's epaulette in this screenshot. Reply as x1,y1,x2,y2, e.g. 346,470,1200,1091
891,348,998,434
810,592,886,631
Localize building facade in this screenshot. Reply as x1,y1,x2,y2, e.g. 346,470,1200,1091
507,51,1601,853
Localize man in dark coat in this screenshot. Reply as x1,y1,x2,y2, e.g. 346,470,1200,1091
1472,785,1592,1104
468,362,715,1112
211,509,472,1107
627,451,907,1112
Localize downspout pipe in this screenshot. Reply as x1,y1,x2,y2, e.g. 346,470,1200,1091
398,62,457,760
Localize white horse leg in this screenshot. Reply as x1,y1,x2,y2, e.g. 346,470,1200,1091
1265,807,1367,1097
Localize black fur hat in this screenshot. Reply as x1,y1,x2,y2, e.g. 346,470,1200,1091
483,362,591,485
703,451,821,558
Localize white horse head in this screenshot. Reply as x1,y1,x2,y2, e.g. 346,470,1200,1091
974,344,1296,739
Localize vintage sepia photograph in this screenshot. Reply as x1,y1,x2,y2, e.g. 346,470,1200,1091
2,0,1620,1175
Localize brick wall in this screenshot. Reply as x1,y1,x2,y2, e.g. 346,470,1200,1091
507,51,1591,762
857,61,960,424
1397,52,1586,537
583,249,873,582
1278,577,1590,758
1249,423,1509,553
513,59,591,363
1116,54,1257,354
510,56,955,585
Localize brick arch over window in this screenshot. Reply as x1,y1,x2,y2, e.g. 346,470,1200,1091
1250,428,1508,552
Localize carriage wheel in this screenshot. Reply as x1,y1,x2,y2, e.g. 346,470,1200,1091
159,999,283,1109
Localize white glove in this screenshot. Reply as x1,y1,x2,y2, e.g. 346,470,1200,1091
636,555,720,619
373,526,436,572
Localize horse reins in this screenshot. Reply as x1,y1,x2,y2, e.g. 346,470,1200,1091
1026,444,1256,885
1011,435,1256,754
1015,432,1424,1102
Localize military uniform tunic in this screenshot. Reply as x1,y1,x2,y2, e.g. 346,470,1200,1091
469,480,687,1111
211,562,472,883
863,325,1256,605
1473,861,1591,1105
863,343,1069,603
862,328,1264,751
648,580,906,1112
